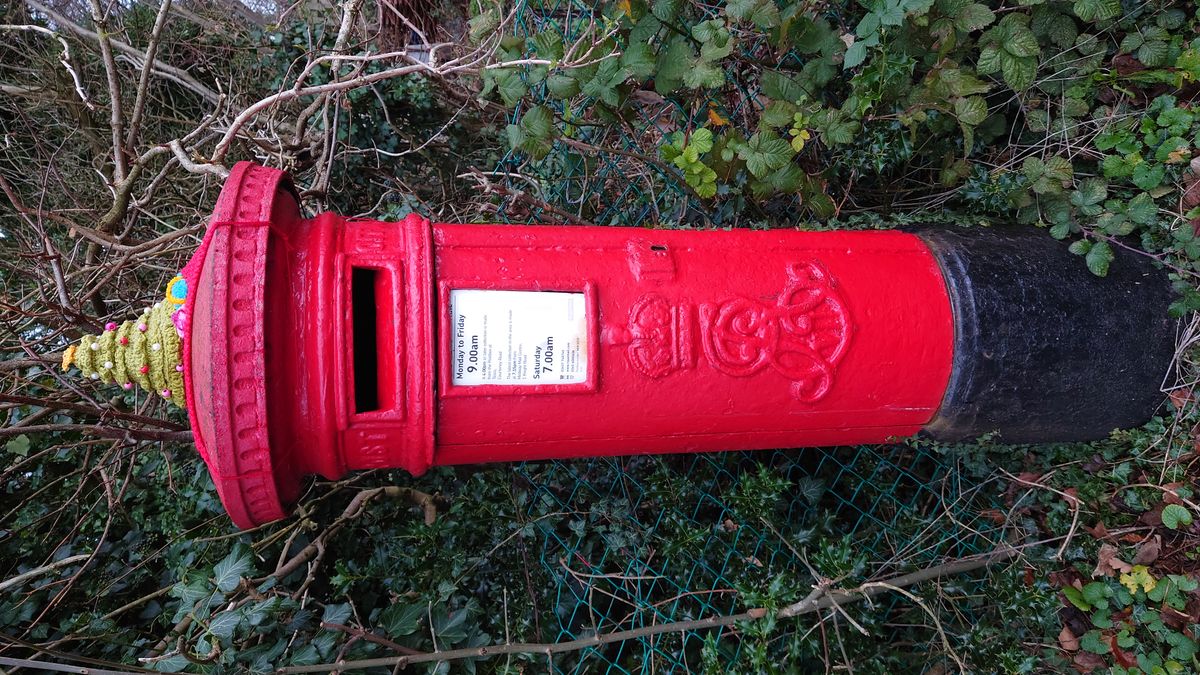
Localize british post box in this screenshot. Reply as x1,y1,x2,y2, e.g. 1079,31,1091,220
64,162,1177,528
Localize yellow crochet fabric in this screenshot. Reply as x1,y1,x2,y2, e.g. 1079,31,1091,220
63,297,186,409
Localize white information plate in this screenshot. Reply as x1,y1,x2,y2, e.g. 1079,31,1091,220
449,290,588,386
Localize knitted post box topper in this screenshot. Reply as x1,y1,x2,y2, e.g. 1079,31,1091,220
62,275,188,408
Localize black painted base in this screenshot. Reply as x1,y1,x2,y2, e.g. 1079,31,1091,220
917,227,1176,443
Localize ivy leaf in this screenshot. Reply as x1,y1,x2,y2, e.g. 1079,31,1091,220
738,132,793,178
6,434,30,457
380,603,424,637
953,3,995,32
212,545,253,593
1119,564,1157,594
208,609,241,640
1161,504,1193,530
1085,240,1113,276
1072,0,1119,22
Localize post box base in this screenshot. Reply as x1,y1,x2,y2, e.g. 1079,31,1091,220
918,227,1175,443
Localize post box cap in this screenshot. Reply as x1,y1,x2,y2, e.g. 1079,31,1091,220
180,161,301,528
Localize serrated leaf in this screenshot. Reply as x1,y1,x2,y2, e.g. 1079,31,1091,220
1085,240,1113,276
652,0,681,22
468,10,500,43
690,128,714,153
654,39,693,94
545,74,580,99
761,100,798,128
1071,177,1107,208
1080,629,1110,654
1000,51,1037,90
1049,221,1071,239
954,96,988,125
1068,239,1092,255
1073,0,1119,22
683,60,725,89
954,3,995,32
1006,27,1040,58
1126,192,1157,224
844,41,869,69
212,546,252,593
974,45,1001,76
1162,504,1193,530
494,70,528,107
529,31,563,61
738,132,793,178
1132,163,1165,190
761,70,807,103
726,0,759,20
620,42,656,80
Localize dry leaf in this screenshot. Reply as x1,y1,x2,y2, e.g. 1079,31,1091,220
1093,543,1133,577
1074,651,1107,671
707,108,730,127
1059,625,1080,652
1132,534,1161,566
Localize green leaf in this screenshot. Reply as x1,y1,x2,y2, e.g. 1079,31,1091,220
212,546,253,593
690,128,714,153
654,38,693,93
976,44,1002,74
954,96,988,125
844,41,869,69
1132,163,1165,190
738,132,793,178
1081,582,1110,609
545,73,580,99
208,609,241,640
380,603,424,637
726,0,760,20
494,70,529,107
529,31,564,61
999,52,1037,90
1126,192,1157,224
1062,585,1091,610
1068,239,1092,255
1073,0,1119,22
1080,629,1111,655
684,60,726,89
1070,177,1107,214
620,42,656,80
652,0,682,22
468,9,500,43
6,434,30,457
1085,240,1113,276
953,3,995,31
761,100,799,128
1006,27,1041,58
321,602,352,626
1161,504,1193,530
761,70,807,103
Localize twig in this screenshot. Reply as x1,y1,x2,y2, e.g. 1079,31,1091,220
0,554,91,593
276,546,1018,673
0,24,94,110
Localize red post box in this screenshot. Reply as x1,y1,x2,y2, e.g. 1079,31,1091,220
124,163,1178,527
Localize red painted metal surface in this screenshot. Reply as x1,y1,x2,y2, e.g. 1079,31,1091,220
183,162,956,528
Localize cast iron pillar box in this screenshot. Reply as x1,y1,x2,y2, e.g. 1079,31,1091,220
180,162,1175,528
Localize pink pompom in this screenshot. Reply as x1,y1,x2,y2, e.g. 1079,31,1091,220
122,382,133,390
104,322,118,331
137,323,147,332
175,364,184,372
161,389,172,398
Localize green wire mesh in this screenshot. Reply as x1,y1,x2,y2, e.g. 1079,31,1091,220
485,1,1008,671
